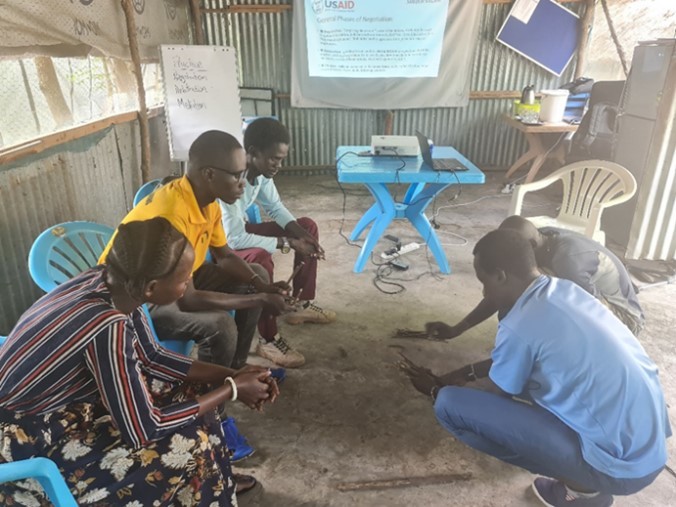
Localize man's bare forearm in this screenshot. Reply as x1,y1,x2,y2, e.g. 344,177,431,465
456,298,499,333
177,290,267,312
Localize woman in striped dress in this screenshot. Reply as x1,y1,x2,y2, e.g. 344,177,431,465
0,218,277,506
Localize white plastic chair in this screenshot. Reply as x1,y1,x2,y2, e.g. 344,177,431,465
508,160,637,245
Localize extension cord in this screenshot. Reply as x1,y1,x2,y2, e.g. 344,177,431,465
380,242,421,261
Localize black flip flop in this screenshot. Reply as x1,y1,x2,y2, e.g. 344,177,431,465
233,474,258,495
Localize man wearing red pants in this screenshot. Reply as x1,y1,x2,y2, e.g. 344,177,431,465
220,118,336,367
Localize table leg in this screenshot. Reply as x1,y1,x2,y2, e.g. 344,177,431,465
523,149,550,183
403,182,426,203
350,203,380,241
352,183,396,273
404,182,451,274
504,132,544,180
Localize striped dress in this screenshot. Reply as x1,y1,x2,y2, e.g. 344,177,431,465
0,267,236,506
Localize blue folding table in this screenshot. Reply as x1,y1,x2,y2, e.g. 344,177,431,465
337,146,485,274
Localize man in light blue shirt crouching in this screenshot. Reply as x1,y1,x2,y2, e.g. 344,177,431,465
402,229,670,507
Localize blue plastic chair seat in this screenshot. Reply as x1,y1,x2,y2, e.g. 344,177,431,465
0,457,77,507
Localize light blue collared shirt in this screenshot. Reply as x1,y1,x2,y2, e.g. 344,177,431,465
219,175,295,252
490,275,671,479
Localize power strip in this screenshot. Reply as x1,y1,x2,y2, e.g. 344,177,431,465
380,242,421,261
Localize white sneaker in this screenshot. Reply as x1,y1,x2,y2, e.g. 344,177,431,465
255,336,305,368
285,301,337,325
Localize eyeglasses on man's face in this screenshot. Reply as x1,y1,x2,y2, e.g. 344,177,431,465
204,166,248,182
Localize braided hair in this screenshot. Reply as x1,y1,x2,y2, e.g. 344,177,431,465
106,217,189,300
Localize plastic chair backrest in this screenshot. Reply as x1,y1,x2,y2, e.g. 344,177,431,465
28,222,114,293
509,160,637,243
0,457,77,507
28,222,194,356
554,161,636,229
133,178,162,207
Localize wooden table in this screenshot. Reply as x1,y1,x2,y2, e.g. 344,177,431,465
337,146,484,274
503,114,578,183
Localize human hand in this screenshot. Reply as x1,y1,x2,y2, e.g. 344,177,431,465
233,368,280,410
252,276,289,297
307,238,326,260
254,375,280,410
397,354,442,397
425,321,463,341
232,370,272,409
261,293,295,314
288,237,318,257
270,280,292,293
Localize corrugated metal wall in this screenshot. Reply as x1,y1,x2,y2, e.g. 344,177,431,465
0,116,178,334
626,80,676,261
202,0,582,168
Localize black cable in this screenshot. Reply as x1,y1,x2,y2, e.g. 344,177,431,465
334,151,367,249
371,253,407,294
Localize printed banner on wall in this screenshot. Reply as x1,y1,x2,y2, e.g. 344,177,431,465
292,0,483,109
305,0,448,78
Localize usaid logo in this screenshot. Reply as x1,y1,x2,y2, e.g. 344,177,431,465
313,0,356,14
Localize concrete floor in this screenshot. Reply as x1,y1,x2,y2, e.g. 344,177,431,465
228,172,676,507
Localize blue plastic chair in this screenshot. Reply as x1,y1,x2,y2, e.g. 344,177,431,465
0,457,77,507
246,203,262,224
133,178,164,206
139,305,194,356
28,222,194,356
28,221,114,290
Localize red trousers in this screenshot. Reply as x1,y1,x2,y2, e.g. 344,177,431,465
233,217,318,340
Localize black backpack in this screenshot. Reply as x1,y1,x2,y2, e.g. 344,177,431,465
577,102,618,156
567,81,625,163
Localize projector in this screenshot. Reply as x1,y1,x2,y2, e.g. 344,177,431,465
370,135,420,157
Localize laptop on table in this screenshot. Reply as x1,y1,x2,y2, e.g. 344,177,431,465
415,131,468,171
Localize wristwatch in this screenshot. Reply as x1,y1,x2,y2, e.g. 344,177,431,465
280,237,291,254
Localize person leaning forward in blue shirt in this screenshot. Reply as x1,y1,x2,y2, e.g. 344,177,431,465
400,229,670,507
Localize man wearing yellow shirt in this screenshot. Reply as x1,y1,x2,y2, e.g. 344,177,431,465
100,130,291,369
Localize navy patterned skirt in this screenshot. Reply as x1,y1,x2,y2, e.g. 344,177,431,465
0,384,236,506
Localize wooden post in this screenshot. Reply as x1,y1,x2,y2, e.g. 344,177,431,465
575,0,596,79
190,0,205,45
120,0,151,184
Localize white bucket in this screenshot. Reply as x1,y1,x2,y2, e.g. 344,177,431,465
539,89,569,123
